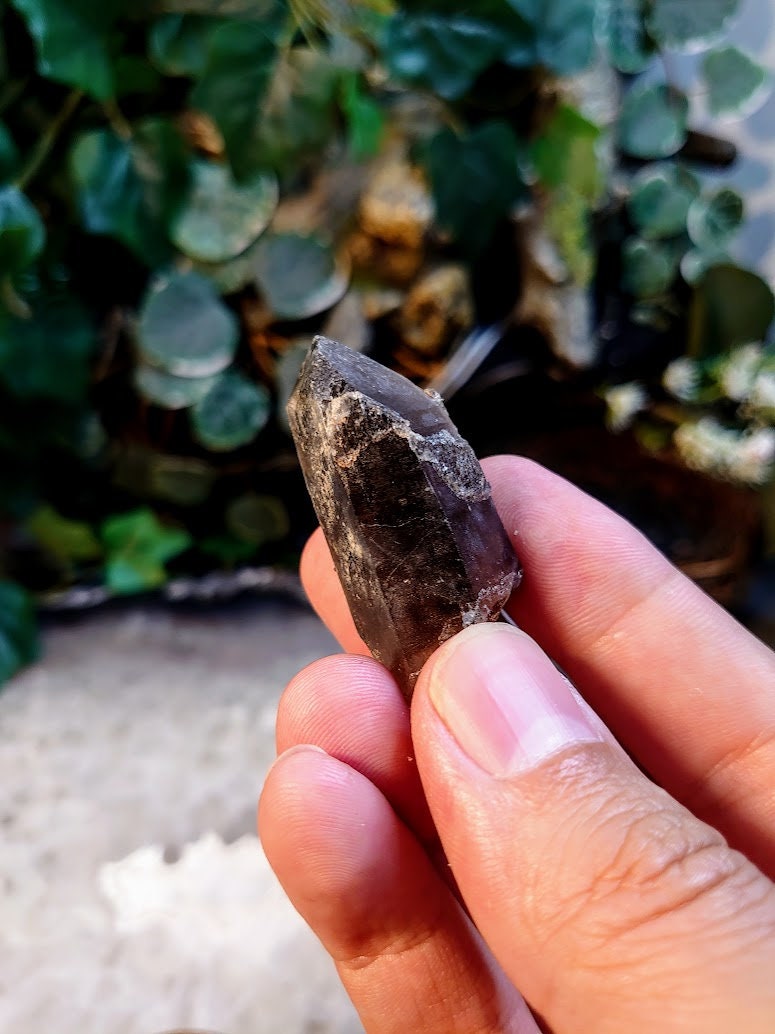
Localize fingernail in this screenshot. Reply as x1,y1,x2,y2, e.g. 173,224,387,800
428,624,603,778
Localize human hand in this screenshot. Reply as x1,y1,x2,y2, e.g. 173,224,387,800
259,456,775,1033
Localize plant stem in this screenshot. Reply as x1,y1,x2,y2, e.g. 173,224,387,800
103,99,133,141
0,277,31,319
15,89,83,192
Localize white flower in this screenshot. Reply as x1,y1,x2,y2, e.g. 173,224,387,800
604,382,647,431
662,357,699,401
747,370,775,417
718,343,762,402
734,427,775,484
674,417,775,485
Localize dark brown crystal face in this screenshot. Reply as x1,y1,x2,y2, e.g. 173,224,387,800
287,336,521,699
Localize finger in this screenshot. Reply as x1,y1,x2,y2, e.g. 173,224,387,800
276,653,436,844
300,528,367,655
481,455,775,875
259,745,539,1034
413,623,775,1034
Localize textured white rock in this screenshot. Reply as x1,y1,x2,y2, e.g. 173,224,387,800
0,602,362,1034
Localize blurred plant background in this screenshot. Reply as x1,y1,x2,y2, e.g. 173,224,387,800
1,0,774,682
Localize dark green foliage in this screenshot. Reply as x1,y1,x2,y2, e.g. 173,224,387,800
70,121,190,265
0,291,96,404
424,122,528,256
0,581,39,683
11,0,124,99
0,0,770,686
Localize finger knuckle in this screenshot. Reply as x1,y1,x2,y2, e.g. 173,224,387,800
535,780,754,954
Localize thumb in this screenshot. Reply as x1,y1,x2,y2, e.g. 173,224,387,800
412,623,775,1034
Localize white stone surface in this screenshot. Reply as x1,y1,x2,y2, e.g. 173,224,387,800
0,601,363,1034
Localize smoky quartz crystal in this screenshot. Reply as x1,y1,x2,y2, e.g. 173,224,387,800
288,336,521,699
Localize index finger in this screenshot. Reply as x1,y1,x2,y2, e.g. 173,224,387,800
300,455,775,875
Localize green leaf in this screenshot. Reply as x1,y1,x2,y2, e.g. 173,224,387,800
138,271,239,377
424,121,527,256
102,508,192,595
384,13,505,100
149,13,224,77
702,46,770,119
341,73,384,159
689,264,775,357
0,186,45,275
507,0,596,74
11,0,122,99
225,492,289,545
190,234,267,295
190,369,271,451
26,505,102,562
647,0,740,51
687,188,744,250
531,104,601,202
596,0,655,74
619,83,688,159
0,580,39,685
628,164,700,239
622,236,678,297
191,16,289,181
544,186,595,286
243,47,342,175
680,246,729,285
0,291,95,403
113,56,163,98
133,363,220,410
70,120,190,266
171,160,277,264
254,233,349,320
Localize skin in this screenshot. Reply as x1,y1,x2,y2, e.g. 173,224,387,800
258,456,775,1033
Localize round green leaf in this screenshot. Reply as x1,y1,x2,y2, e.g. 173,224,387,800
689,264,775,357
191,370,270,451
226,492,289,546
0,186,45,275
619,84,689,159
628,164,700,239
680,247,729,285
622,236,677,297
191,235,266,296
171,160,278,264
133,363,220,410
647,0,740,51
137,271,239,377
687,188,744,251
702,46,770,119
254,233,349,320
596,0,655,74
